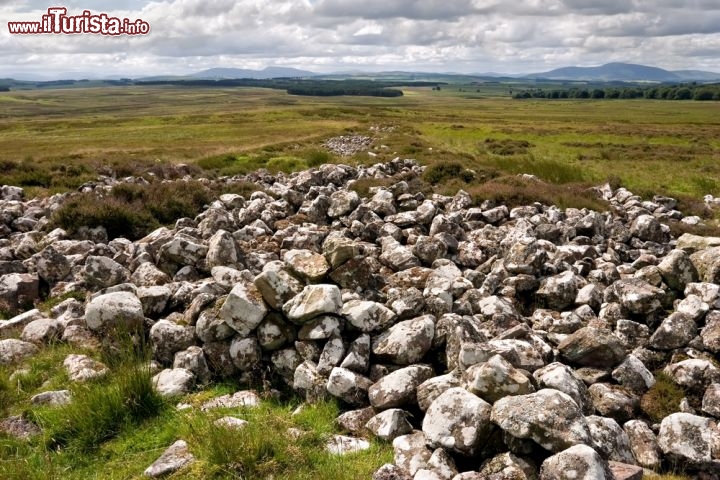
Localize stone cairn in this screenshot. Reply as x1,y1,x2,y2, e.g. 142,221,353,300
1,158,720,479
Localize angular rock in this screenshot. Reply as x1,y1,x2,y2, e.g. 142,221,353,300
558,326,626,368
658,412,720,469
150,319,195,364
478,452,538,480
337,406,376,436
342,300,397,333
213,416,248,430
173,346,211,385
605,278,665,315
372,316,434,365
152,368,195,396
0,339,38,366
611,355,655,394
218,281,268,337
535,271,585,310
393,432,432,476
326,435,371,455
201,390,261,410
229,336,261,371
284,249,330,282
664,359,720,392
63,354,108,382
422,387,493,456
417,372,463,412
586,415,635,464
21,318,62,345
368,364,435,410
283,284,342,324
85,291,144,332
82,255,130,289
648,312,697,350
539,444,611,480
588,383,638,423
254,267,305,311
490,389,592,453
533,362,591,414
658,249,699,292
30,389,72,407
464,354,535,404
326,367,373,406
623,419,662,470
365,409,413,441
340,333,371,372
144,439,194,477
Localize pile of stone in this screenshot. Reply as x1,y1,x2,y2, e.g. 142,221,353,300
323,135,373,156
2,158,720,479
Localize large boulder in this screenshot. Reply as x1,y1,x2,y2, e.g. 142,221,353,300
558,326,626,368
283,284,342,323
422,387,494,457
539,444,612,480
690,246,720,284
85,291,144,332
217,281,268,337
604,278,665,315
657,413,720,470
342,300,397,333
490,389,592,453
0,338,38,365
368,364,435,410
371,316,435,365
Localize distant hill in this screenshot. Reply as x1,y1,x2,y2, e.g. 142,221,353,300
190,67,316,79
526,62,720,83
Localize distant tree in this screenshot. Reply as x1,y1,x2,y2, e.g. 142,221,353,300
693,89,714,101
0,86,9,92
674,87,692,100
591,89,605,99
577,89,590,99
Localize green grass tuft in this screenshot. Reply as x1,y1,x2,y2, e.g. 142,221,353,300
640,372,685,423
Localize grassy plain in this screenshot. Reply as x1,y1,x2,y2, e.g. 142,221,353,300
1,85,718,200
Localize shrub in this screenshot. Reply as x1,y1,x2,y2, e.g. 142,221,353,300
640,372,685,423
304,148,333,168
483,138,532,156
423,162,476,185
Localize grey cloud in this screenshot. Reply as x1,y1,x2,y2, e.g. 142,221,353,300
314,0,486,20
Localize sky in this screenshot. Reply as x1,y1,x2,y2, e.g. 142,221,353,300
1,0,719,79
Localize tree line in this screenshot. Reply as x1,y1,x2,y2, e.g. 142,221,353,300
513,83,720,101
135,78,428,97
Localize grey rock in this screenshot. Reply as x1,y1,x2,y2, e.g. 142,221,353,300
337,406,376,436
372,315,434,365
149,319,195,364
254,267,304,310
477,452,538,480
0,415,41,440
205,230,238,269
664,359,720,392
658,412,720,469
200,390,261,410
21,318,62,345
648,312,698,350
173,346,211,385
490,389,592,453
283,284,342,324
588,384,638,423
393,432,432,476
623,420,662,470
605,278,665,315
317,336,345,376
229,336,261,371
257,313,295,350
658,249,698,291
690,246,720,283
539,444,611,480
533,362,591,414
284,249,330,282
85,291,144,332
326,367,373,406
143,439,195,477
586,415,635,464
702,383,720,418
464,354,535,404
342,300,398,333
63,353,108,382
422,387,493,456
340,333,371,372
536,271,585,310
368,364,435,410
611,355,655,394
218,281,268,337
558,326,626,368
365,408,413,441
30,389,72,407
152,368,195,396
0,339,38,365
82,256,130,289
417,372,463,412
326,435,371,455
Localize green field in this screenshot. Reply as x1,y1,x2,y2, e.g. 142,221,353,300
1,85,718,200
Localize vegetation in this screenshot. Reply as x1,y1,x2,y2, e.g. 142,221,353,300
0,339,392,479
640,372,686,423
513,83,720,100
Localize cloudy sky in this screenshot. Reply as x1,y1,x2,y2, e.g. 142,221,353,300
1,0,719,78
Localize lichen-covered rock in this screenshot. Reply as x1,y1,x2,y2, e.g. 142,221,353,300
611,355,655,394
586,416,635,464
690,246,720,284
173,346,211,385
478,452,538,480
82,255,130,289
152,368,195,397
535,271,585,310
533,362,591,414
422,387,493,457
539,444,612,480
0,338,38,365
392,432,432,476
630,214,665,243
254,267,304,310
159,235,208,267
365,409,413,441
205,230,238,269
657,412,720,469
63,354,108,382
623,420,661,470
326,367,373,406
342,300,397,333
417,372,463,412
144,439,195,477
21,318,62,345
558,326,626,368
464,354,535,404
371,316,434,365
218,281,268,337
229,336,261,371
368,364,435,410
85,291,144,332
588,383,639,423
605,278,665,315
284,249,330,282
150,319,196,364
490,389,592,453
664,359,720,392
648,312,698,350
283,284,342,324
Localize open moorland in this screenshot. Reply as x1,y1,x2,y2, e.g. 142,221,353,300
1,85,718,201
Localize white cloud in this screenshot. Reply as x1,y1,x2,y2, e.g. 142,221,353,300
0,0,718,77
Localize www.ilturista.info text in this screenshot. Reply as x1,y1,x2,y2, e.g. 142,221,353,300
8,7,150,35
